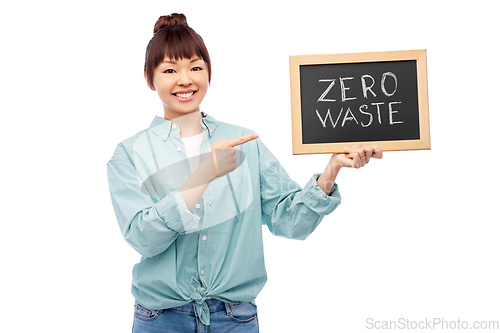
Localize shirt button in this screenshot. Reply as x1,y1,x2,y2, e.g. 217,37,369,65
163,134,167,139
200,270,205,276
202,235,207,241
208,202,212,207
195,203,200,209
177,146,181,151
172,124,177,129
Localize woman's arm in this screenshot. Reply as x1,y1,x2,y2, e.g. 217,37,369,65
108,134,259,256
258,138,340,240
259,140,383,240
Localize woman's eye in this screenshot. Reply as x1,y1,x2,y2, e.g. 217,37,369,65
191,67,203,71
164,69,176,74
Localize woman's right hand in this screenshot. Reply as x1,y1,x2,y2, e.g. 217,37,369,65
201,133,259,181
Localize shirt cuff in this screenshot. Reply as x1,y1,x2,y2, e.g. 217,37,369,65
301,173,341,215
154,191,201,234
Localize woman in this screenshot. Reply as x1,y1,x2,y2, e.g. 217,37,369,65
107,13,382,333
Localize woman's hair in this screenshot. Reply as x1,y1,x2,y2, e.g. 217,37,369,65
144,13,212,89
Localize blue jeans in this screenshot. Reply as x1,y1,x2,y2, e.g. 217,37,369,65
132,299,259,333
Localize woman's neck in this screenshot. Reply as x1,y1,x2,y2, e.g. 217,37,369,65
165,111,204,138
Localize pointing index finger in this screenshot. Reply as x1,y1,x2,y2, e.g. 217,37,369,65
227,133,259,148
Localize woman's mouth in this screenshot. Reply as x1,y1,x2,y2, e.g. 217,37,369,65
173,90,197,101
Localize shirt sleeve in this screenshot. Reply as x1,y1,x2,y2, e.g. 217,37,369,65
257,138,341,240
107,143,200,258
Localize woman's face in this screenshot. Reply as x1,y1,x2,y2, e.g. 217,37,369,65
151,56,209,120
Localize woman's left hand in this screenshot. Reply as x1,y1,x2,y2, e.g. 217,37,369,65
334,145,383,169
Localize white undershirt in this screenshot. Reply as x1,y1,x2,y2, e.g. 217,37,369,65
181,132,204,174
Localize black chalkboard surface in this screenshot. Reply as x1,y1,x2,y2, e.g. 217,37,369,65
289,50,430,154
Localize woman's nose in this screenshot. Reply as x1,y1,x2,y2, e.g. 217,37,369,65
177,71,192,86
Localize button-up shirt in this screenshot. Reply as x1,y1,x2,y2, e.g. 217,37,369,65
107,113,341,325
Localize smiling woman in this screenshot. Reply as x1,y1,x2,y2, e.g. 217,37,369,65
107,12,378,333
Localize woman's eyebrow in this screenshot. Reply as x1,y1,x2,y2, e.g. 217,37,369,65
161,58,202,64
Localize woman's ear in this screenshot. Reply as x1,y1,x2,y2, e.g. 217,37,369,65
144,71,156,91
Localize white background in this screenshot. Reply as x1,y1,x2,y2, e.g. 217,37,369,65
2,0,499,332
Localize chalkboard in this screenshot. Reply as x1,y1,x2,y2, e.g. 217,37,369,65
289,50,430,154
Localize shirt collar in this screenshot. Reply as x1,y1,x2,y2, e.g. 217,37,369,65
149,111,219,140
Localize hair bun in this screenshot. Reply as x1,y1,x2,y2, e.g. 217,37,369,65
153,13,188,33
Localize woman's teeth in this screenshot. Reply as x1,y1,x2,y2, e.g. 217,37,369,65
175,92,194,98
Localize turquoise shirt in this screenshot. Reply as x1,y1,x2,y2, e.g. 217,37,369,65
107,113,341,325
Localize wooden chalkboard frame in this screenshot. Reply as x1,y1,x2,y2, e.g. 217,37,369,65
289,49,430,154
